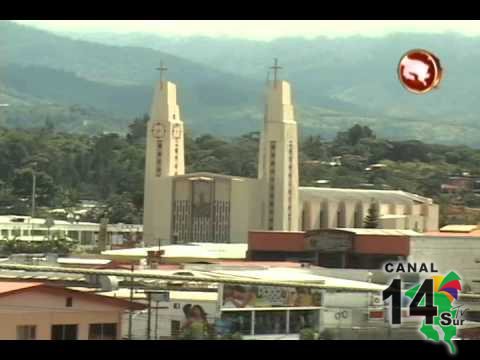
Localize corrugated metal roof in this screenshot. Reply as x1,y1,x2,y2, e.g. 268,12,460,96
102,243,248,260
0,281,42,294
0,283,145,309
57,258,111,265
207,268,386,292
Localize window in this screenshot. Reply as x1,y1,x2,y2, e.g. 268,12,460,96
51,324,78,340
67,231,79,241
221,311,252,336
1,229,8,237
254,311,287,335
80,231,93,245
17,325,36,340
12,228,21,237
89,323,117,340
288,310,319,334
66,297,73,307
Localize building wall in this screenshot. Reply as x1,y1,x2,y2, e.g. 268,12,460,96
248,231,307,252
0,290,124,340
379,217,406,229
421,204,439,232
409,236,480,292
144,177,173,246
354,235,410,256
230,179,260,243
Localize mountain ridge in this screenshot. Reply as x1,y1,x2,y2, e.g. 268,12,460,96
2,21,480,146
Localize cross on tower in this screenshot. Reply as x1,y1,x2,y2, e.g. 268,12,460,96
156,61,168,87
270,58,282,87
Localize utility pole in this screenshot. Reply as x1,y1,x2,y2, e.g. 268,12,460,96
45,217,54,241
31,169,36,218
128,264,134,340
147,292,152,340
98,215,109,251
155,300,159,340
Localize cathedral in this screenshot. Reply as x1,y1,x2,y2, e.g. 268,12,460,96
143,62,439,246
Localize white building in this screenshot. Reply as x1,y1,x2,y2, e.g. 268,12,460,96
300,188,438,232
0,215,142,247
143,62,439,246
409,226,480,293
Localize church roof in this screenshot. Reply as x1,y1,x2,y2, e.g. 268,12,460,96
299,187,433,205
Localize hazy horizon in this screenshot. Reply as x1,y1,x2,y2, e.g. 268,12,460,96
12,20,480,41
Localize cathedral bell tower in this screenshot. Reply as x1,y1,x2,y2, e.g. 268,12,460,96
143,62,185,245
146,62,185,178
258,59,300,231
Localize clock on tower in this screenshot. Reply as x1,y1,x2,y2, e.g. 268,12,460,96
152,122,165,139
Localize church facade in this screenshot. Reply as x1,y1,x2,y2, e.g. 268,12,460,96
143,67,439,246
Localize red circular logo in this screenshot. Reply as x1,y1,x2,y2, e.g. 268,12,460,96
398,49,443,94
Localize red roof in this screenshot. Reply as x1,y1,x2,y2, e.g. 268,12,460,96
0,281,146,310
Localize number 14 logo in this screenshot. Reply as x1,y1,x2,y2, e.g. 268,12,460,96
383,279,438,325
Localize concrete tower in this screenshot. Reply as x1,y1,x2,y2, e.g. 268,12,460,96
143,64,185,245
258,59,300,231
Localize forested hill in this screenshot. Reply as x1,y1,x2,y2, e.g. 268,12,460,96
3,21,480,146
0,121,479,225
0,21,262,135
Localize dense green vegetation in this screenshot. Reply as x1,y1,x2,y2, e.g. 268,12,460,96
1,118,480,225
0,238,76,256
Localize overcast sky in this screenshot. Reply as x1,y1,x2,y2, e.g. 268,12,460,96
12,20,480,40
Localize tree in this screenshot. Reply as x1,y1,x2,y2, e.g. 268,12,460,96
364,201,379,228
336,124,375,147
105,193,141,224
126,114,148,144
12,168,57,207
